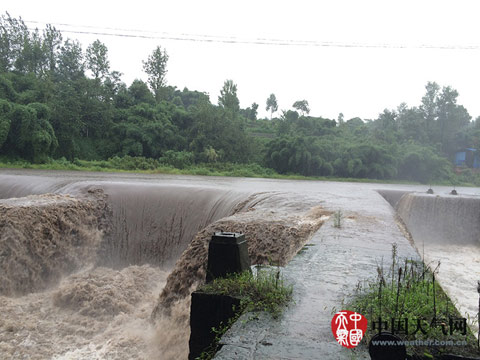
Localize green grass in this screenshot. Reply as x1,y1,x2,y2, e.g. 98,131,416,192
0,157,423,184
345,244,478,358
333,210,343,228
0,156,478,187
196,267,293,360
200,267,293,318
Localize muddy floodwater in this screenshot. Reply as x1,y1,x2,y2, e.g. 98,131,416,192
0,169,479,359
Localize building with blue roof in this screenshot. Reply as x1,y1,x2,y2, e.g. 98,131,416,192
455,148,480,168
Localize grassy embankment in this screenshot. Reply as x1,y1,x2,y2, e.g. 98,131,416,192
344,244,479,359
0,156,474,186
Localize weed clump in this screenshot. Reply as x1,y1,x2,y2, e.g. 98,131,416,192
200,267,293,318
346,244,478,358
197,267,293,360
333,210,343,228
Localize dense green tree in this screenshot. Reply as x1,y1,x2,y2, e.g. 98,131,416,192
241,102,258,121
175,87,209,110
57,40,84,81
265,136,334,176
435,86,471,154
103,70,123,103
0,13,475,184
397,142,452,183
1,102,57,162
397,105,426,142
188,100,251,163
26,102,58,162
0,99,12,148
0,73,17,100
250,102,258,120
127,79,155,105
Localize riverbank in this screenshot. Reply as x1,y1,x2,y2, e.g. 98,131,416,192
0,157,472,187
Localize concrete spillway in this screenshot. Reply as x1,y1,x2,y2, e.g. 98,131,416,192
0,175,253,295
214,189,480,359
0,174,256,358
0,171,329,359
0,175,252,269
397,192,480,336
397,192,480,247
379,189,480,336
1,170,480,359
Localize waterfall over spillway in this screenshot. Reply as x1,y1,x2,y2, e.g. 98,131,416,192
0,172,328,359
397,192,480,246
0,174,253,270
380,190,480,335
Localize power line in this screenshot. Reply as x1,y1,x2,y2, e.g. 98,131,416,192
24,19,480,50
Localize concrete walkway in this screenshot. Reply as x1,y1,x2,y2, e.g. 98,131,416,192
214,191,420,360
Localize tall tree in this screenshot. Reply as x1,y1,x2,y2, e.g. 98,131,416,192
266,93,278,120
218,79,239,118
0,13,29,72
143,45,169,102
248,102,259,121
420,81,440,141
16,28,46,75
57,39,84,81
292,100,310,116
86,39,110,80
41,24,62,74
435,86,471,154
397,105,425,142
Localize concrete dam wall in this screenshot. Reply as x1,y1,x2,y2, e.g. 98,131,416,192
397,192,480,247
0,175,255,358
379,189,480,334
0,175,251,270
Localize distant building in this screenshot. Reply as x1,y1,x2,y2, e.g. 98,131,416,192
455,148,480,168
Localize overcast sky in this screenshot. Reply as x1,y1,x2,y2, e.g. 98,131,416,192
3,0,480,120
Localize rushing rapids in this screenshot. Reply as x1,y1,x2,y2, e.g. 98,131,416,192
0,172,329,359
2,171,480,359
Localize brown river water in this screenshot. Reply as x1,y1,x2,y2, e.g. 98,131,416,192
0,169,479,359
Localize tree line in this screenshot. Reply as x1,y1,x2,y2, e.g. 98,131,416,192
1,13,479,183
